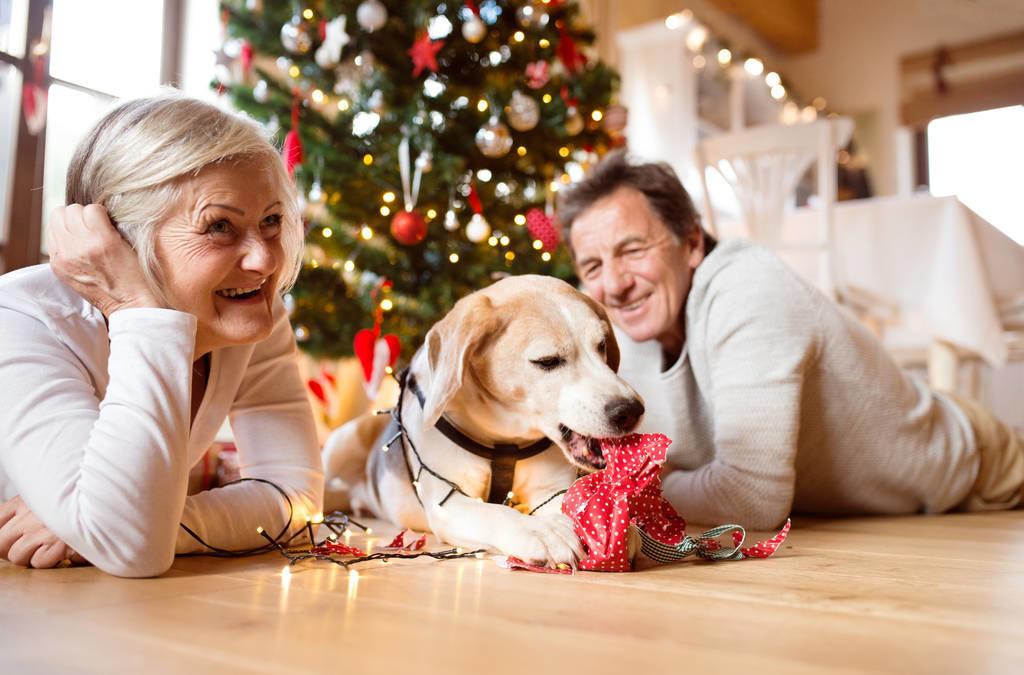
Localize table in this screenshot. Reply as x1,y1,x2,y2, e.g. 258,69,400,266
719,193,1024,391
3,512,1024,674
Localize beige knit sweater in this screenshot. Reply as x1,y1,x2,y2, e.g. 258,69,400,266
615,238,977,529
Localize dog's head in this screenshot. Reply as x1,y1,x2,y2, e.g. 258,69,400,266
422,275,644,471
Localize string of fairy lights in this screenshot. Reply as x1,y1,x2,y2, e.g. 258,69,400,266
661,8,836,125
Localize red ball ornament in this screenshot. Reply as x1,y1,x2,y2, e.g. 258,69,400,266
526,208,560,251
390,209,428,245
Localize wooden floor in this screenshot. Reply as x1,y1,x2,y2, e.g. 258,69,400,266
2,511,1024,674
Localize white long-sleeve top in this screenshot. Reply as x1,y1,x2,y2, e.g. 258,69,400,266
615,238,977,529
0,265,323,577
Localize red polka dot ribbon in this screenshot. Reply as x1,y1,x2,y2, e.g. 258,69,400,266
561,433,791,572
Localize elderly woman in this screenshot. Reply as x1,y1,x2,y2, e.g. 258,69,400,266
0,93,323,577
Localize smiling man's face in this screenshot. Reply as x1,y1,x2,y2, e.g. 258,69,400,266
569,187,705,357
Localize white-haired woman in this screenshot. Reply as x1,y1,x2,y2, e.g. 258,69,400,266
0,93,323,577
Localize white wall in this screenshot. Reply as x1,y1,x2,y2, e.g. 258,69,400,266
785,0,1024,196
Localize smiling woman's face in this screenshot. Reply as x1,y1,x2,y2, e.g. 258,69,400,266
155,156,286,357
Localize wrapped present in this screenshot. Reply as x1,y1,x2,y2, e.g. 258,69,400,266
561,433,790,572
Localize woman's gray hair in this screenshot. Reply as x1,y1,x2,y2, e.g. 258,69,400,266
65,90,303,303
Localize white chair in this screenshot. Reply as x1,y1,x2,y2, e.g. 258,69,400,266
696,117,898,330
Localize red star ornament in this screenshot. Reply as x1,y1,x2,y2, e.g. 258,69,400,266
408,32,444,77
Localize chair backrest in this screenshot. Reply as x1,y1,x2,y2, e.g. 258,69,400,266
696,117,854,294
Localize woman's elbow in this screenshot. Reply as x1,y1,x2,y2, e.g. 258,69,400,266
85,536,176,578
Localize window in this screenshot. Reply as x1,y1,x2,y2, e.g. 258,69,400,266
927,105,1024,245
0,0,181,273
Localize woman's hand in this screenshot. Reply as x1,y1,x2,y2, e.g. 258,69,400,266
48,204,161,317
0,496,88,568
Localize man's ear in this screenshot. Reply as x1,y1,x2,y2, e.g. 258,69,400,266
422,294,499,428
686,226,706,270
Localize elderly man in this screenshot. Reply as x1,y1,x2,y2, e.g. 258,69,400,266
559,150,1023,528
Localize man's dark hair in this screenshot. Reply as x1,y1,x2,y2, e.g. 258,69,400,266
558,150,716,254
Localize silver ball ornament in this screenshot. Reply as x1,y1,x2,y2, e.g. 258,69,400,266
475,116,514,158
507,90,540,132
357,0,388,32
280,18,313,55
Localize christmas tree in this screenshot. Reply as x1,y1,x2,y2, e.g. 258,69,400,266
218,0,621,361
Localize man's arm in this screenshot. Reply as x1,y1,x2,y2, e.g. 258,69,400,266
662,274,818,529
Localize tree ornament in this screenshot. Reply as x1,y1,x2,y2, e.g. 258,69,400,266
526,208,560,250
314,16,349,70
462,1,486,43
408,32,444,77
507,90,540,132
475,115,513,158
353,328,400,399
253,79,269,103
356,0,388,32
465,181,490,242
390,135,428,246
280,13,314,55
390,210,428,246
524,60,550,89
462,16,486,43
240,40,254,79
557,25,586,74
565,106,584,136
465,213,491,243
444,208,460,232
282,94,303,176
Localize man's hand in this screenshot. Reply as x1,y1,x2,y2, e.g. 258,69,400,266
0,496,87,568
48,204,162,317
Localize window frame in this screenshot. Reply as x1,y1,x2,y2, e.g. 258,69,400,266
1,0,183,274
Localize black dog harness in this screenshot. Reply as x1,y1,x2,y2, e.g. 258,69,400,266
401,370,552,504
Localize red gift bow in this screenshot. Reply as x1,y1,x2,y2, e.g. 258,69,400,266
562,433,790,572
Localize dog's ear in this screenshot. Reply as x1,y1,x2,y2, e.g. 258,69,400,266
422,294,500,428
578,293,621,372
603,324,620,372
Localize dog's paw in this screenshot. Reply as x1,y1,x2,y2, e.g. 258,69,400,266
499,512,584,567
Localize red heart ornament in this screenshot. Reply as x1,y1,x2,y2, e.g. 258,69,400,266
353,329,401,382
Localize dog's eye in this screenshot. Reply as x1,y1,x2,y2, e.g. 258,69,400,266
597,338,607,354
530,356,565,371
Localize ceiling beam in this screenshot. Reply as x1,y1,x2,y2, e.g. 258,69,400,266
706,0,819,54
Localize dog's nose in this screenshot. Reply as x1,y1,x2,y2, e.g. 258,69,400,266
606,398,645,433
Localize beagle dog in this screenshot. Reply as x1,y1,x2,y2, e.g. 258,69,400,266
321,275,644,566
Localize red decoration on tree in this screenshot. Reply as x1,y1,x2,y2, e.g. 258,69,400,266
525,60,550,89
408,32,444,77
526,208,560,251
557,25,586,75
240,40,254,78
282,93,303,176
390,209,428,245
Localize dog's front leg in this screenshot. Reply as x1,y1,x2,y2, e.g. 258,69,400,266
417,481,583,567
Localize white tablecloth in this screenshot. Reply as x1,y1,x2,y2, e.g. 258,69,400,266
719,194,1024,365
